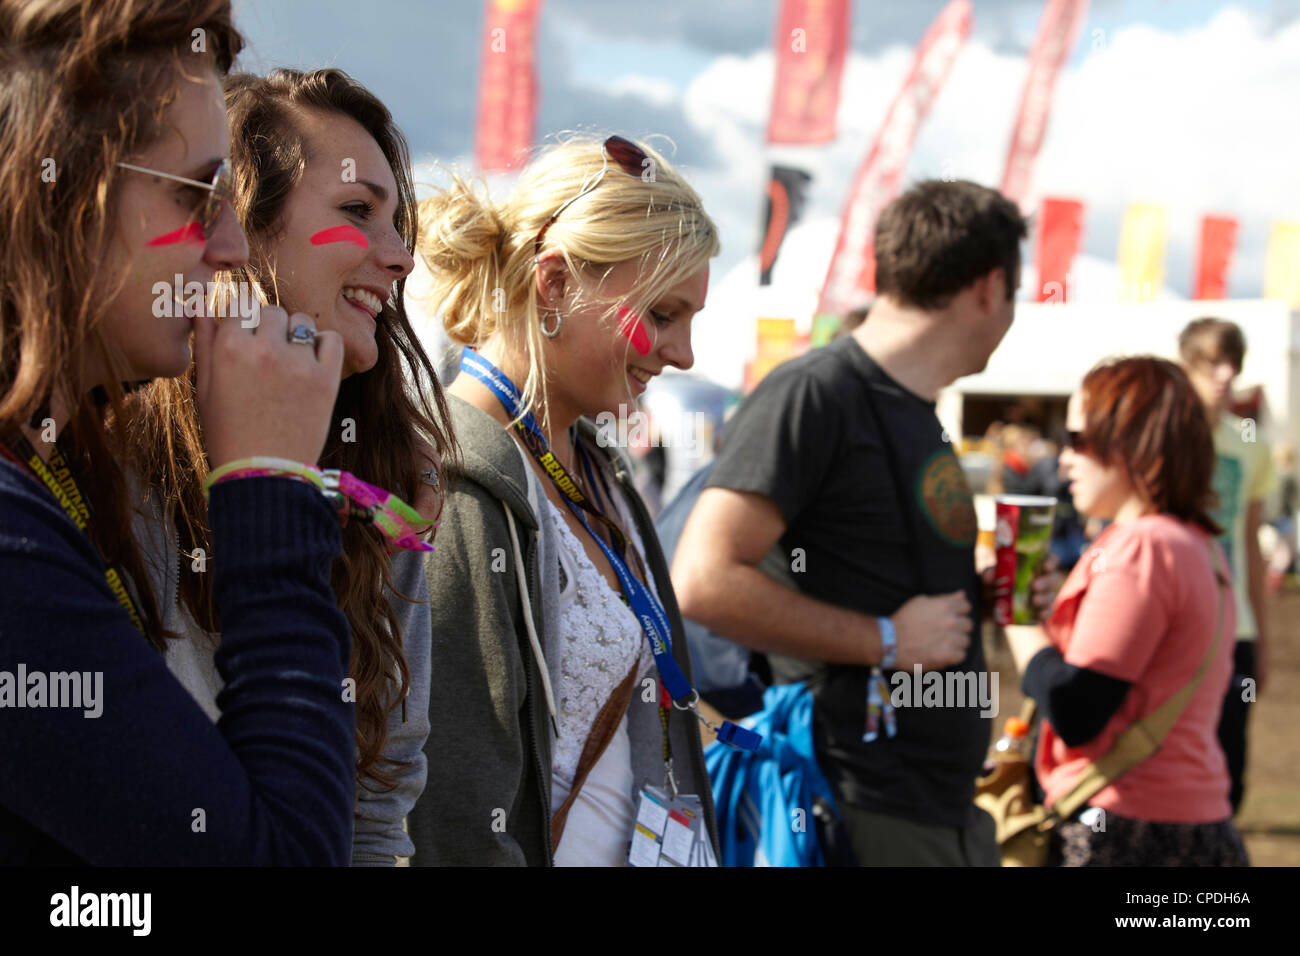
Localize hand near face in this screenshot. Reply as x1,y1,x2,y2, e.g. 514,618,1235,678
193,305,343,469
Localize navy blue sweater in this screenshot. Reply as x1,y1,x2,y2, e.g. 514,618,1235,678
0,457,355,864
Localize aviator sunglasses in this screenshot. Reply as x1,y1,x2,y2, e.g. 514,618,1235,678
117,159,233,239
533,135,648,255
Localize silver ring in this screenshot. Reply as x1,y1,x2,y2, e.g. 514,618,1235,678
287,324,317,346
419,468,440,491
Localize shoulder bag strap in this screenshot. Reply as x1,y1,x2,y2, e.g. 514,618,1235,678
1047,536,1229,821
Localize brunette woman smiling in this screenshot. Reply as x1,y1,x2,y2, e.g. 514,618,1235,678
0,0,359,864
125,69,454,865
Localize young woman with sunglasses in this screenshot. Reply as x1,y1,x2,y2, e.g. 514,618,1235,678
125,68,455,865
407,136,721,866
0,0,359,864
1003,357,1248,866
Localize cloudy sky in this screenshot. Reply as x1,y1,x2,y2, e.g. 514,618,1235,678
232,0,1300,349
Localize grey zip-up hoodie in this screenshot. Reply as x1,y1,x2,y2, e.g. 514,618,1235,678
408,395,719,866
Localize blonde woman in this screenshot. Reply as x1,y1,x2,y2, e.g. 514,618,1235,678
407,136,722,866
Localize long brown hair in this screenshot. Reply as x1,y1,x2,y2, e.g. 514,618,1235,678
1080,356,1222,535
0,0,243,651
127,68,454,790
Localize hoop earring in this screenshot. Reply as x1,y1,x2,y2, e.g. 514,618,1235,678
541,310,563,338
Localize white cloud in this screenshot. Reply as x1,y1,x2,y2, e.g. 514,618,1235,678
595,74,681,108
676,1,1300,350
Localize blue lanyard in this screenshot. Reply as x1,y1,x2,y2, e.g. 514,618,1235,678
460,348,692,701
458,348,761,753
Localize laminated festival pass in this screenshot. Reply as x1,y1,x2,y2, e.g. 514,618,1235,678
628,786,717,868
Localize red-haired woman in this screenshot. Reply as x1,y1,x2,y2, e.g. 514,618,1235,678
1005,356,1248,866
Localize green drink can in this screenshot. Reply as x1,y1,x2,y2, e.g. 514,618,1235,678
993,495,1058,626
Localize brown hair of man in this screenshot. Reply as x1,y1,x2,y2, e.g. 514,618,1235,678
873,179,1027,311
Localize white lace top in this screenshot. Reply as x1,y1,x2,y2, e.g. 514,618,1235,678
546,493,655,784
544,486,656,866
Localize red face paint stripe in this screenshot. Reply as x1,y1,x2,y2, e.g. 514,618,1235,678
310,225,369,249
147,222,205,247
617,306,652,356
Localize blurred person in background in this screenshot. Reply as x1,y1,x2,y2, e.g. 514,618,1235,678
1268,443,1296,586
1178,318,1275,815
673,180,1027,866
1005,357,1245,866
1001,429,1086,571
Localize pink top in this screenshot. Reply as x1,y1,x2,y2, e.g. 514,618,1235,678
1035,514,1235,823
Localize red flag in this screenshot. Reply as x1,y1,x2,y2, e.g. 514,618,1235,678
1194,215,1238,300
476,0,544,172
1000,0,1089,208
816,0,972,316
766,0,851,144
1035,198,1084,302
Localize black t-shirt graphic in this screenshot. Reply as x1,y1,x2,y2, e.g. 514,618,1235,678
707,335,989,828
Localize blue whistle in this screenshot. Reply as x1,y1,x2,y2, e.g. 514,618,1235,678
717,720,762,752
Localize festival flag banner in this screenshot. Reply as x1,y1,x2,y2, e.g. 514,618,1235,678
1263,221,1300,307
999,0,1089,209
767,0,851,145
745,318,804,391
759,166,814,285
1116,203,1166,303
475,0,544,172
1193,215,1238,300
1035,197,1084,302
815,0,972,318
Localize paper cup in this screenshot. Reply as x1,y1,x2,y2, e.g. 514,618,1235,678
993,495,1057,626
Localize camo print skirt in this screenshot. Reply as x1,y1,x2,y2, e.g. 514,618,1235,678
1050,810,1250,867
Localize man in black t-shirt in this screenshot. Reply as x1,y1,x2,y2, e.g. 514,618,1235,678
673,180,1026,865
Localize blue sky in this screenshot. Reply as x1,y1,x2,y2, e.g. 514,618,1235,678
232,0,1300,313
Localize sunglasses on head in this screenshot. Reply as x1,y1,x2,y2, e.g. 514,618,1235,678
117,159,233,239
533,136,648,256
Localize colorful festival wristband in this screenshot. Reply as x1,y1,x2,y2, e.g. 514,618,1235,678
864,616,899,743
204,456,326,493
203,457,435,553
